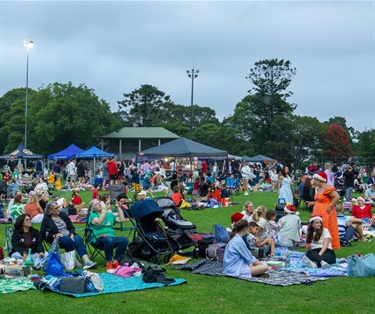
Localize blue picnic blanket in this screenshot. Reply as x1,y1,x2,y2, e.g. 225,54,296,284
53,273,186,298
275,247,348,277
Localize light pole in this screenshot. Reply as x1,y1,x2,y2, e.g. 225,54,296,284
23,40,34,148
186,68,199,140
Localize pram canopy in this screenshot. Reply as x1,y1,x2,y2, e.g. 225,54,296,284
130,200,164,221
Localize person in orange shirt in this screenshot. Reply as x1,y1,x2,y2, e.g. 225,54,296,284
171,185,184,207
307,172,341,250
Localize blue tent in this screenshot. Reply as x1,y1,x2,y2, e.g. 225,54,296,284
48,144,84,160
75,146,114,159
0,144,43,159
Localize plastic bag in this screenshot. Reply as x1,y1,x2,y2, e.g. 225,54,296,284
61,251,76,271
45,250,64,276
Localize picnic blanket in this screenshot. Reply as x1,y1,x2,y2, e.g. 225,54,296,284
174,260,329,286
275,247,348,277
0,278,36,294
51,273,186,298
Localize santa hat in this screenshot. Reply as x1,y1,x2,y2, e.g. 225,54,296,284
284,204,296,214
309,215,323,224
231,212,244,223
313,171,327,182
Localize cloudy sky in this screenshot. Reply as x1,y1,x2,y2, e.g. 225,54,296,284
1,0,374,132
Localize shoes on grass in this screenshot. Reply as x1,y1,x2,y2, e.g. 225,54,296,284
303,256,317,269
83,260,97,270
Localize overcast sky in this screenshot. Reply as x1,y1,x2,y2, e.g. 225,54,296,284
1,0,374,132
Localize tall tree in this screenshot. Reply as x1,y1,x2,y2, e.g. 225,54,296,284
117,84,172,126
230,59,297,159
354,129,375,159
0,82,122,155
0,88,37,153
323,123,353,158
290,116,326,168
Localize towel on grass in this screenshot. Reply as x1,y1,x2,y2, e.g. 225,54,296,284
0,278,36,294
51,272,186,298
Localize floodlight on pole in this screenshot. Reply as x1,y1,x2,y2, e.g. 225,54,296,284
23,40,34,148
186,68,199,140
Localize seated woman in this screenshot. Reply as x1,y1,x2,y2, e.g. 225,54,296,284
41,201,97,269
10,214,47,269
303,215,336,269
223,219,269,278
88,199,128,272
34,177,48,194
39,192,50,212
24,194,44,224
351,197,372,224
10,194,24,222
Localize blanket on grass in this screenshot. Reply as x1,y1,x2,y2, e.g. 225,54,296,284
275,247,348,277
174,260,329,286
0,278,36,294
51,273,186,298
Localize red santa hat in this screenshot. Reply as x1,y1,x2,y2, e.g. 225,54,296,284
231,212,244,224
313,171,327,182
309,215,323,224
284,204,296,214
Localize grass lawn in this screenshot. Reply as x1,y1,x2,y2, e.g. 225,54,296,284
1,189,374,313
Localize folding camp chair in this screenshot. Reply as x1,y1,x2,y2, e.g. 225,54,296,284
5,226,14,257
83,204,134,264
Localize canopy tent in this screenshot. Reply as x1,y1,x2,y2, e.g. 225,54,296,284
0,144,43,159
248,154,277,163
240,155,252,162
138,137,228,158
48,144,84,160
75,146,114,173
75,146,114,159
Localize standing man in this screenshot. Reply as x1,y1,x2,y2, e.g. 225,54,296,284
7,155,17,174
201,160,208,176
35,157,43,177
107,157,118,186
66,159,77,187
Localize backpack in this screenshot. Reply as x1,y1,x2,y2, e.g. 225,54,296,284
206,243,226,261
213,224,229,243
197,237,214,258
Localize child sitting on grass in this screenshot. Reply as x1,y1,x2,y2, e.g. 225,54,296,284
252,205,275,256
266,209,279,240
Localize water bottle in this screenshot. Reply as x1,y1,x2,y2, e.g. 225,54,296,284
258,248,265,259
285,253,291,268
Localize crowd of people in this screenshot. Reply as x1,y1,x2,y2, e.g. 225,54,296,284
1,154,375,278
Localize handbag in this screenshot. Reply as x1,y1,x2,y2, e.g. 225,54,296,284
347,253,375,277
60,276,86,294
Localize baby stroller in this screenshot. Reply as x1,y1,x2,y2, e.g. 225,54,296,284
156,197,197,254
127,200,179,263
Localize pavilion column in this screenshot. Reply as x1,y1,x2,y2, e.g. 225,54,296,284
100,140,104,150
139,139,142,152
158,139,161,146
119,139,122,155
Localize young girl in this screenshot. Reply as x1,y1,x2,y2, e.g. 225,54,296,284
303,215,336,269
266,209,278,240
252,205,275,255
223,220,269,278
192,177,200,201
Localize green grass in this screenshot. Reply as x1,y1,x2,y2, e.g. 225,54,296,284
1,189,374,313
